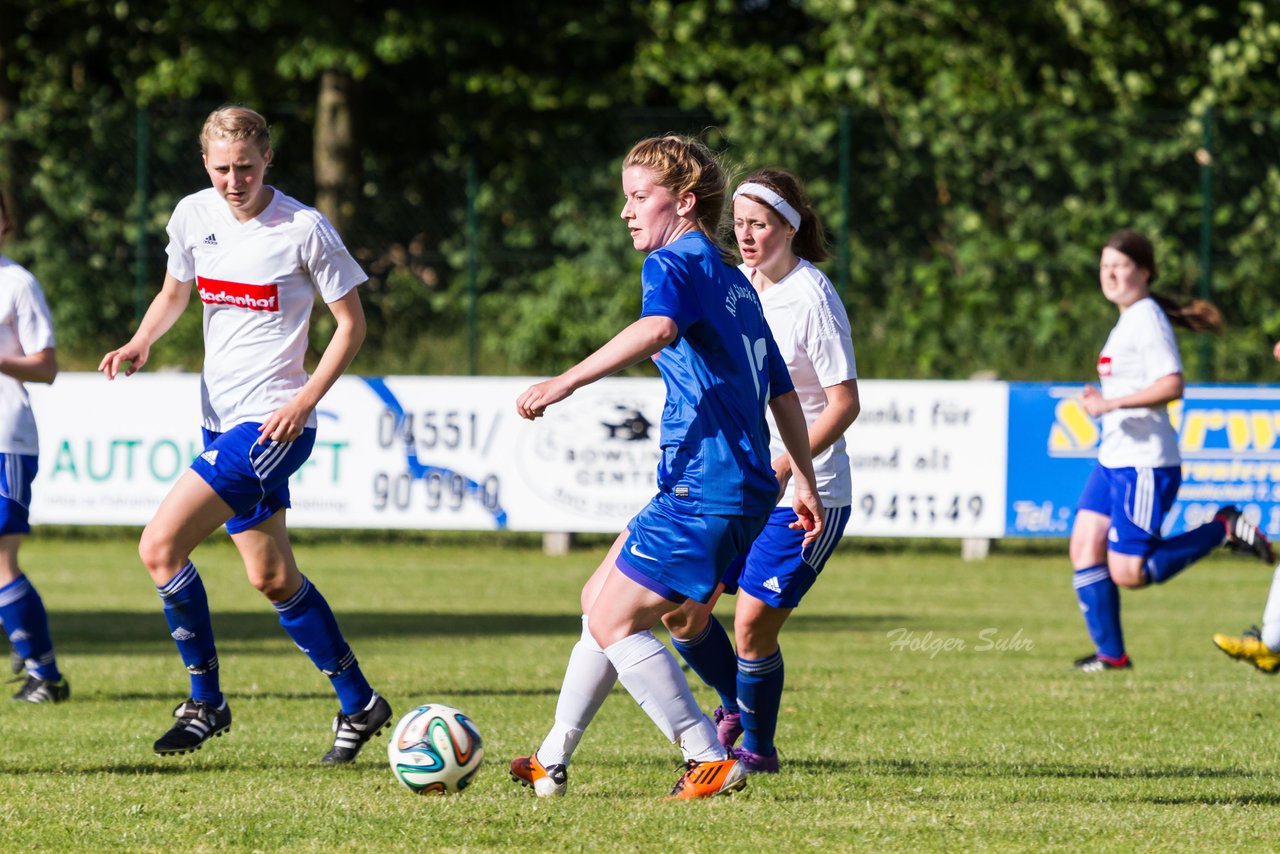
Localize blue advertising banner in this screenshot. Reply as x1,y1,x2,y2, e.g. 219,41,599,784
1006,383,1280,538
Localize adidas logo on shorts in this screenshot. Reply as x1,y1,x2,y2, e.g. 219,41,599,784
171,627,196,641
203,233,218,246
200,450,218,466
763,576,782,594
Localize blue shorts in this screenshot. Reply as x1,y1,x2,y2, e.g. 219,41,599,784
616,493,769,605
1076,462,1181,557
721,504,852,609
0,453,37,536
191,424,316,535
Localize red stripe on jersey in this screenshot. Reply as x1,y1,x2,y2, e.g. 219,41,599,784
197,276,280,312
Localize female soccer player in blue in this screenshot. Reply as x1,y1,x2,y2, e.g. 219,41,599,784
0,193,67,704
99,106,390,760
510,136,825,799
661,168,859,774
1071,229,1271,672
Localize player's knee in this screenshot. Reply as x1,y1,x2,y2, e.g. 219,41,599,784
1109,561,1146,589
736,625,780,660
662,605,707,641
137,527,183,578
246,563,292,599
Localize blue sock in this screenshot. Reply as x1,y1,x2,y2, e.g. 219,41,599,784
0,575,60,681
1073,564,1125,660
274,577,372,715
156,562,221,705
737,649,784,756
670,616,739,713
1144,521,1226,584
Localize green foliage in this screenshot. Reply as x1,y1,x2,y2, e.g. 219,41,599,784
3,2,1280,380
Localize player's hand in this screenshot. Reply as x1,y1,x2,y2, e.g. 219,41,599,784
98,340,150,380
258,398,311,445
1272,340,1280,362
516,376,574,420
789,487,825,549
1080,385,1111,417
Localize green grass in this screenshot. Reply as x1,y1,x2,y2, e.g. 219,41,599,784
4,533,1280,852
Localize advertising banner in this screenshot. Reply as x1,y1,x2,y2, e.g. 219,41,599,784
1005,383,1280,538
844,381,1008,538
28,375,1011,538
28,374,666,533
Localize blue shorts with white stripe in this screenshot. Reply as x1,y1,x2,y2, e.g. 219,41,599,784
192,423,316,534
721,503,852,609
1076,462,1181,558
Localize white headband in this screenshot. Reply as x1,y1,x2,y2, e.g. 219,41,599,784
733,182,801,231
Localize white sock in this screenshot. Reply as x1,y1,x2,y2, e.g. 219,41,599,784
602,630,718,761
678,717,726,763
537,616,616,767
1262,564,1280,651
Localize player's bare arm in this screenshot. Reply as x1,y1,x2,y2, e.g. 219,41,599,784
99,273,193,379
516,315,677,420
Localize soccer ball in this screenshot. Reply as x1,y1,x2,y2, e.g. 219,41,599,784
387,704,484,794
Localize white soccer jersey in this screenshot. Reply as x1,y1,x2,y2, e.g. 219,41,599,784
1097,296,1183,468
0,257,55,455
165,187,366,431
748,259,858,506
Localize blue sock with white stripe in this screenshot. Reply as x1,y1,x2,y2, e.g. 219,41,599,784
1073,563,1124,660
737,649,784,756
156,562,221,705
1144,521,1226,584
274,577,372,715
671,616,739,714
0,575,60,681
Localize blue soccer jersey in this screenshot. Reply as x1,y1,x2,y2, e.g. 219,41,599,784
640,232,793,516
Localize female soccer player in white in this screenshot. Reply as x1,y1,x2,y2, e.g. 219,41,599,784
509,136,824,799
660,168,859,773
0,193,67,704
1212,339,1280,675
1071,229,1271,672
99,106,390,760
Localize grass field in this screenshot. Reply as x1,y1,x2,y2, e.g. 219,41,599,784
3,531,1280,852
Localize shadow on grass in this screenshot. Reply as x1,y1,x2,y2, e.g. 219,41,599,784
858,757,1261,781
49,611,908,655
93,687,562,702
1143,793,1280,806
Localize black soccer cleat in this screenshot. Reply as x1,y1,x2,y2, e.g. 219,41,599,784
153,698,232,755
11,674,70,703
322,692,392,764
1215,505,1276,563
1073,653,1132,672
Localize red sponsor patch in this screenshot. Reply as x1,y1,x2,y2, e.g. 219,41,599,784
197,277,279,312
1097,355,1112,377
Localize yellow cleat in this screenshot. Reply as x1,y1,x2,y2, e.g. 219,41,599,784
1213,629,1280,675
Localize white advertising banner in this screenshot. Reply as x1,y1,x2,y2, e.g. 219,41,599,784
27,375,1008,538
27,374,665,533
843,381,1008,538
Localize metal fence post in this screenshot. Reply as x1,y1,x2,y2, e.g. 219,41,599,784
1198,106,1213,381
837,107,852,300
134,105,150,321
466,153,478,376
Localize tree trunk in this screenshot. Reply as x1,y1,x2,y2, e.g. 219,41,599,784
313,68,359,235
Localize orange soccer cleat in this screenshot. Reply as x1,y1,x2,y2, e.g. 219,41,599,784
666,757,749,800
